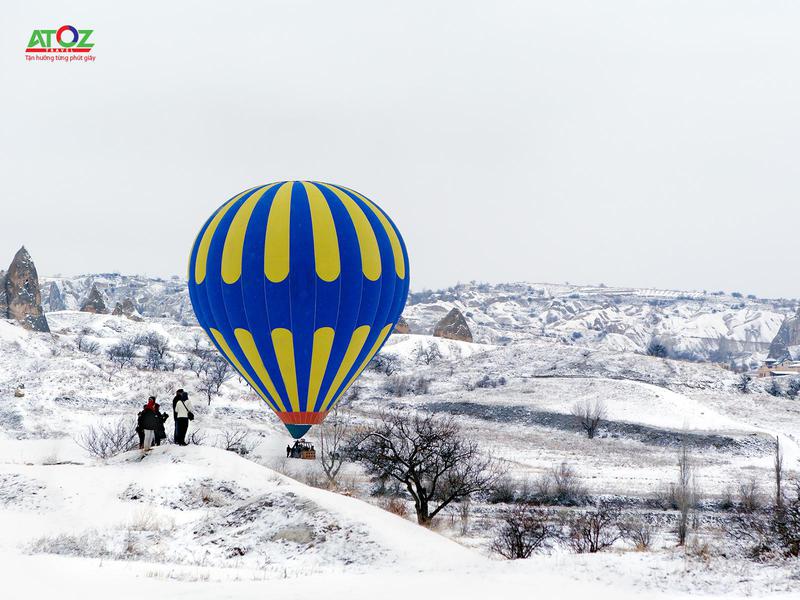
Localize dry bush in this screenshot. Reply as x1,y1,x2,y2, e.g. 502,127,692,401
567,501,620,553
532,462,588,506
218,429,261,457
619,516,654,551
491,504,555,559
380,497,409,518
738,477,763,513
75,418,138,459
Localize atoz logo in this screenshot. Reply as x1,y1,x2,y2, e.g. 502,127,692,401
25,26,95,63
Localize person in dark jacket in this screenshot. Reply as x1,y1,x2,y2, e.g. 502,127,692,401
286,444,291,458
137,396,159,452
153,402,169,446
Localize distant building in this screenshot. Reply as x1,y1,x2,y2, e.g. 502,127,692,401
757,357,800,377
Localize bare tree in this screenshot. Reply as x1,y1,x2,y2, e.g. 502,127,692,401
413,341,442,366
491,504,555,559
134,331,170,359
350,412,503,525
567,501,620,553
317,406,351,487
107,341,137,369
675,436,699,545
199,356,231,404
572,399,606,439
142,346,165,371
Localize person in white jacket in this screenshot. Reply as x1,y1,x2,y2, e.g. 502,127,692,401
172,389,194,445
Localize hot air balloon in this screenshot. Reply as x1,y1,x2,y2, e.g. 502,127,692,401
187,181,409,439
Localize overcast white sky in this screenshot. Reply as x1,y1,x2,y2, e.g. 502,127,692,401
2,1,798,297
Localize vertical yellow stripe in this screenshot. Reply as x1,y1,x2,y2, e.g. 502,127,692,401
327,323,393,411
302,182,340,282
195,188,255,284
264,182,294,282
321,325,370,410
342,187,405,279
307,327,335,408
208,328,278,411
271,328,300,411
318,183,381,281
233,328,287,412
222,184,276,284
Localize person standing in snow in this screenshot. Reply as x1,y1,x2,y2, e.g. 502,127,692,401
153,402,169,446
173,390,194,446
137,396,159,452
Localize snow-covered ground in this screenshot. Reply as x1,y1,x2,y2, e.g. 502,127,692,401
1,297,800,598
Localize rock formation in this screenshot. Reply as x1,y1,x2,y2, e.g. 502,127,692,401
768,309,800,360
433,308,473,342
47,281,67,311
2,247,50,332
112,298,143,321
80,285,108,314
394,316,410,334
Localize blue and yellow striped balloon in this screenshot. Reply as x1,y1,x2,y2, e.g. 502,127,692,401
187,181,409,438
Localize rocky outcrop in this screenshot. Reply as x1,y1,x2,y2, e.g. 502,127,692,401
3,247,49,332
433,308,473,342
80,285,108,314
0,270,7,316
47,281,67,311
112,298,143,321
394,316,410,334
768,309,800,360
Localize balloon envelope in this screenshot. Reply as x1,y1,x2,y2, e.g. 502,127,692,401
187,181,409,438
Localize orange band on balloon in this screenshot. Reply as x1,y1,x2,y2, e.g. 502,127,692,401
277,411,329,425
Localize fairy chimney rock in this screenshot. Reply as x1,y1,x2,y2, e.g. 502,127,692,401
394,315,410,334
112,298,143,321
4,247,50,332
433,308,472,342
81,285,108,314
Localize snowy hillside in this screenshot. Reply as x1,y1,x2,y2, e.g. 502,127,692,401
404,282,796,367
2,291,800,597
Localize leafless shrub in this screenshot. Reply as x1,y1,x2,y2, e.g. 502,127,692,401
567,501,620,553
619,516,654,550
491,504,555,559
380,497,409,518
75,418,138,459
532,462,588,506
571,399,606,439
219,429,261,456
738,476,763,513
189,429,207,446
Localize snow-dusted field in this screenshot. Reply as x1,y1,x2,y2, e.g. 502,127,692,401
1,304,799,598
